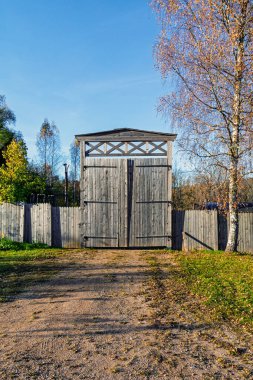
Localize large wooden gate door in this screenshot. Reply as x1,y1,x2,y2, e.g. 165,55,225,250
82,157,170,248
77,128,176,248
81,158,122,247
129,158,169,247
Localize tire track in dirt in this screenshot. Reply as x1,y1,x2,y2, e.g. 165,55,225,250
0,250,252,379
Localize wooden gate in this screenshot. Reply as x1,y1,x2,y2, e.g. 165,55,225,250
76,128,176,248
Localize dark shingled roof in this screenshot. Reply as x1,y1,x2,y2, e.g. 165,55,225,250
76,128,177,142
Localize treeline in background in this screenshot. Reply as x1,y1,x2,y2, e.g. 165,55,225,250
0,95,80,206
0,95,252,209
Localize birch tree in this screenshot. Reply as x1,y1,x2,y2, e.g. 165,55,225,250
36,119,62,187
153,0,253,251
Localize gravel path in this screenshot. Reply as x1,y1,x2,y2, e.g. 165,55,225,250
0,250,253,379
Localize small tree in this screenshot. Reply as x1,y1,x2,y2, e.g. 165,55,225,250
36,119,62,187
0,140,46,203
0,140,29,203
153,0,253,251
25,163,47,201
69,139,80,204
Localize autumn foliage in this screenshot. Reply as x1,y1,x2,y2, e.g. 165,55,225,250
0,140,45,204
152,0,253,251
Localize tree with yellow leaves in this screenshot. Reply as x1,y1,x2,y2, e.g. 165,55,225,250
0,140,29,203
153,0,253,251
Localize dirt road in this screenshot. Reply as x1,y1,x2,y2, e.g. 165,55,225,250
0,250,252,379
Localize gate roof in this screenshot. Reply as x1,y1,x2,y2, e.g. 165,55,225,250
76,128,177,142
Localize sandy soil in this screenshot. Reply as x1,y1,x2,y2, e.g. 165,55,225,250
0,250,253,380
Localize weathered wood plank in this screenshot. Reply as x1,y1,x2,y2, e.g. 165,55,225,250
173,210,218,251
129,157,168,247
82,158,119,247
0,202,252,251
238,212,253,253
51,206,81,248
76,128,177,142
0,203,24,242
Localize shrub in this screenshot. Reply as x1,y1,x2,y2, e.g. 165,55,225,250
0,237,49,251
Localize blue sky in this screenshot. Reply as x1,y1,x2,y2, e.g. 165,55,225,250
0,0,174,162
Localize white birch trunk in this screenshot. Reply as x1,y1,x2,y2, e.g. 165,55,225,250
226,156,239,251
225,4,246,252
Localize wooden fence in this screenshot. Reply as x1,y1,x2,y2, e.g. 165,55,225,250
172,210,219,251
0,203,24,243
172,210,253,253
0,203,81,248
0,203,252,252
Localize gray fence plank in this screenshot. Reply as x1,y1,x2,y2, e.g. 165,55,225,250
0,203,24,242
238,212,253,253
52,206,81,248
173,210,252,253
173,210,218,251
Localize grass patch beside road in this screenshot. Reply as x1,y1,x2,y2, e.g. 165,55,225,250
0,248,67,302
0,237,49,251
176,250,253,325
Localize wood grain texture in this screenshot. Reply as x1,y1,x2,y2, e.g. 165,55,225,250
129,158,169,247
80,157,170,247
81,158,119,247
76,127,177,142
85,141,168,157
52,206,81,248
0,203,24,242
237,212,253,253
173,210,219,251
0,203,252,251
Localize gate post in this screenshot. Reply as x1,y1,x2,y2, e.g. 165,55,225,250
167,141,173,249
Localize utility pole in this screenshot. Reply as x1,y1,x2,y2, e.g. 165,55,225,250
63,163,69,207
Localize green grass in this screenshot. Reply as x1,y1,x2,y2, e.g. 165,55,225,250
176,250,253,324
0,247,67,302
0,237,49,251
